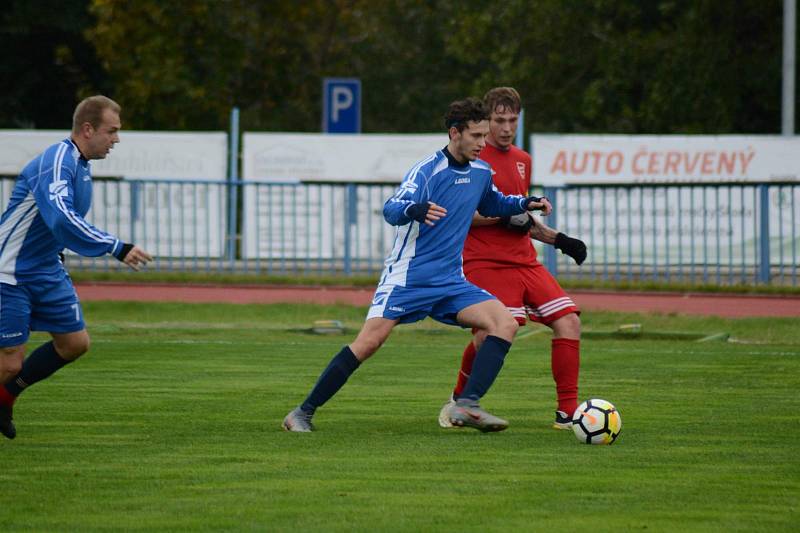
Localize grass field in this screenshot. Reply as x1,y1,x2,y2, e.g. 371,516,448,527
1,301,798,531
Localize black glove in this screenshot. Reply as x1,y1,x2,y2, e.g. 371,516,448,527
114,243,134,262
405,203,430,223
554,232,587,265
500,212,533,234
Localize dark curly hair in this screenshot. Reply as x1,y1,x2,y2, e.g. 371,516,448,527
444,97,490,132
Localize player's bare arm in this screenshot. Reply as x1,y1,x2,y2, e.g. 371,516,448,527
471,212,500,227
529,216,558,243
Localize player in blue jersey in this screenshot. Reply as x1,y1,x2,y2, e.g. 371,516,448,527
283,97,549,433
0,95,152,439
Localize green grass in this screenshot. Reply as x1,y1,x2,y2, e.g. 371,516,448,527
1,302,799,531
67,269,800,295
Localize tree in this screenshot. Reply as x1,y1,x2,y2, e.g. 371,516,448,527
0,0,110,128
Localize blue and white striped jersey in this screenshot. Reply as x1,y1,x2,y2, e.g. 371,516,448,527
0,139,123,284
381,148,530,287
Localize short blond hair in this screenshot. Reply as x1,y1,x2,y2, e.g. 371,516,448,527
72,95,121,133
483,87,521,114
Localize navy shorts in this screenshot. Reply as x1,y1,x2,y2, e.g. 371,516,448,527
366,279,496,326
0,278,85,347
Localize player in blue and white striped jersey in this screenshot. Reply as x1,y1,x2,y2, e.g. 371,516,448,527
0,95,152,439
283,97,549,433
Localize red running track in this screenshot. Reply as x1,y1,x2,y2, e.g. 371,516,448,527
74,283,800,318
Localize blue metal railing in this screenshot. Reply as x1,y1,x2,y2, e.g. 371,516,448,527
0,178,796,286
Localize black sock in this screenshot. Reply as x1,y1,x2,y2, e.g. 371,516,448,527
5,341,70,397
458,335,511,403
300,346,361,414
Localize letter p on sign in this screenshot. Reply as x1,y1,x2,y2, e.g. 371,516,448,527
323,78,361,133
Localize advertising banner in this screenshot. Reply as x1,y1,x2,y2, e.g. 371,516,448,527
531,134,800,186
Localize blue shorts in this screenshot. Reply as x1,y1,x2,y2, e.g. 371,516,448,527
366,279,496,326
0,278,85,347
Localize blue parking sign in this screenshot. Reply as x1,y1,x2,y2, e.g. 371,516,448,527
323,78,361,133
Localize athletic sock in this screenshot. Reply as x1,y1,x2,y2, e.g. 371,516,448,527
0,385,14,407
458,335,511,403
300,346,361,415
551,338,580,415
452,341,477,398
4,341,70,398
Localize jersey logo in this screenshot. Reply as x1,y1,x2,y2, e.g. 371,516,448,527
516,162,526,180
49,178,69,201
454,177,471,184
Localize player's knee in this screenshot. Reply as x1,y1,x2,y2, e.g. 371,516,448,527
552,312,581,339
54,335,90,360
493,313,519,340
0,354,23,376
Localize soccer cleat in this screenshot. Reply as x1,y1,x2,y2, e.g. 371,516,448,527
0,404,16,440
282,407,315,432
553,410,573,430
448,400,508,433
438,398,458,429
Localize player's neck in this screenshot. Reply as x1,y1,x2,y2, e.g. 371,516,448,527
486,137,512,152
70,136,90,161
443,145,469,167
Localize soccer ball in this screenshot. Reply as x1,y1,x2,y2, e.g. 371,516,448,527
572,399,622,445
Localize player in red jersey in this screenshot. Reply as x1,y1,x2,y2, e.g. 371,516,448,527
438,87,588,430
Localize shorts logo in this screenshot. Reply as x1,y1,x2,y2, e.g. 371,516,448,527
1,332,23,338
516,162,526,179
389,306,405,312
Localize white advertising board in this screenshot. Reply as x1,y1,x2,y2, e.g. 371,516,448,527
531,134,800,186
0,130,228,180
242,133,444,182
240,133,443,260
242,182,397,261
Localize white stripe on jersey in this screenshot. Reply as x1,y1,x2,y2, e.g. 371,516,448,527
51,144,114,245
0,192,38,285
382,221,420,287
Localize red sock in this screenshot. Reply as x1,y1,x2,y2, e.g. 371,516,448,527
551,338,580,415
0,385,16,407
452,341,477,398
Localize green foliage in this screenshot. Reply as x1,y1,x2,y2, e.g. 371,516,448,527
1,1,795,133
1,302,798,530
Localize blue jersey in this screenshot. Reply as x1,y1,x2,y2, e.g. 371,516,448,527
380,148,529,287
0,139,124,284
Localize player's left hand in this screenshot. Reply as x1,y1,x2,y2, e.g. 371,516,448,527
525,196,552,216
554,233,587,265
117,243,153,271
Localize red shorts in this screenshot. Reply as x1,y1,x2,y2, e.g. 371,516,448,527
466,264,580,325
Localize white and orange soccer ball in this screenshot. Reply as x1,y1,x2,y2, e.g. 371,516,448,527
572,399,622,445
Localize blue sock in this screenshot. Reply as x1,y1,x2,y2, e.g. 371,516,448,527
300,346,360,414
458,335,511,403
5,341,70,397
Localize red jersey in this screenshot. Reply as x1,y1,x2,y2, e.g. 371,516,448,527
462,142,538,273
